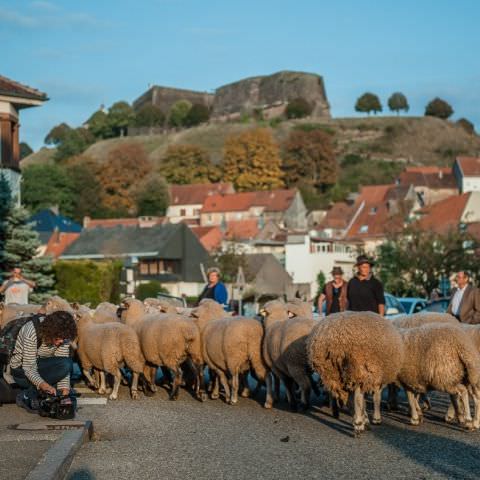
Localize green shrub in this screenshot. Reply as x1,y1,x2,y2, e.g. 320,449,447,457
285,97,313,119
135,281,168,301
54,260,122,307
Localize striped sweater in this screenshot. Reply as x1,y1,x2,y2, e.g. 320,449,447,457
9,319,70,389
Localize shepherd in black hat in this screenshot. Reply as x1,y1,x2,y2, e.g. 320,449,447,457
346,255,385,315
317,266,347,316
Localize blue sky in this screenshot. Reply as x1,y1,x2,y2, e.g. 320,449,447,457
2,0,479,150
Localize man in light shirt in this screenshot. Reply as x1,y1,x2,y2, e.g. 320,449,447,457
0,267,36,305
447,271,480,323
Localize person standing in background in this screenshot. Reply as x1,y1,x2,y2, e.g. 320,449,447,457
317,267,347,315
0,267,36,305
197,267,228,308
447,271,480,323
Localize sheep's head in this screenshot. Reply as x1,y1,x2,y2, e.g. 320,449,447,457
44,296,74,315
260,299,288,327
191,299,225,327
117,297,145,321
144,298,178,314
286,299,313,319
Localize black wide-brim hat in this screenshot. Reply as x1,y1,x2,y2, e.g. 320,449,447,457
331,266,344,275
355,255,375,266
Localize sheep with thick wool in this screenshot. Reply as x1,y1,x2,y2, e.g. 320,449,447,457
261,299,319,411
202,315,267,405
307,311,404,434
397,323,480,429
392,312,458,329
92,302,119,323
76,306,146,400
0,303,41,328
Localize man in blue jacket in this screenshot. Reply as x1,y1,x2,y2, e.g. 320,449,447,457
197,267,228,308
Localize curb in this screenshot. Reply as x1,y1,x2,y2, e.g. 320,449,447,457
25,421,93,480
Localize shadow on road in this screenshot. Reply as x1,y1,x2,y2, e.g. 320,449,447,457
374,423,480,479
67,468,96,479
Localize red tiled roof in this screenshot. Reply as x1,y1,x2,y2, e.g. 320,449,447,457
169,183,234,206
225,219,259,240
467,222,480,241
320,202,356,230
201,189,297,213
456,157,480,176
44,232,80,258
0,74,47,101
84,217,166,229
398,166,456,189
416,193,470,234
189,226,223,252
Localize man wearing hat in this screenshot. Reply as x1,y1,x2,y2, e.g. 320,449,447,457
347,255,385,315
318,266,347,315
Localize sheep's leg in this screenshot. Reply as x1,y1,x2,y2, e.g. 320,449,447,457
273,373,281,402
264,372,274,409
445,394,460,423
294,372,311,412
309,374,321,397
353,387,366,435
240,372,251,398
109,373,121,400
210,373,220,400
406,390,421,426
82,368,97,390
457,385,472,429
192,363,207,402
98,370,107,395
144,365,158,393
169,367,183,401
372,387,383,425
330,394,340,419
470,385,480,430
217,370,231,403
230,370,240,405
420,393,432,411
130,372,139,400
281,375,298,412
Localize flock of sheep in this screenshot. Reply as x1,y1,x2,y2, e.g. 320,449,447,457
3,295,480,436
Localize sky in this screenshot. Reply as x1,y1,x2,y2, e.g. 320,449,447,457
1,0,479,150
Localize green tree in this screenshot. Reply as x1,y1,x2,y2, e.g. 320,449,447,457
168,100,192,127
87,110,110,139
44,123,72,145
281,129,337,192
425,97,454,119
107,101,134,137
376,227,479,297
387,92,409,114
222,128,284,191
135,281,168,301
355,93,382,115
133,104,165,128
136,176,170,216
66,160,104,221
20,142,33,159
456,118,475,134
0,174,12,275
285,97,313,119
3,206,56,302
212,244,249,284
21,164,75,216
161,145,220,184
54,128,95,162
184,103,210,127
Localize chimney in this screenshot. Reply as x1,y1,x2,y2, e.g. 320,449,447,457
83,216,91,229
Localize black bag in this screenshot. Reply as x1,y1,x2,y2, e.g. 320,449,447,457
0,314,43,368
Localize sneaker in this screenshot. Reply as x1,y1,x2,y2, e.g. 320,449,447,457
16,392,39,414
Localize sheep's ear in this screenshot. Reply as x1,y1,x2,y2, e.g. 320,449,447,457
287,311,295,318
259,309,267,317
70,302,80,310
0,302,4,312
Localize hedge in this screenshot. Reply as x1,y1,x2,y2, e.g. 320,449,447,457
54,260,122,307
135,281,168,301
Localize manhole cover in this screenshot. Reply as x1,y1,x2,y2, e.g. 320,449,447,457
11,421,87,431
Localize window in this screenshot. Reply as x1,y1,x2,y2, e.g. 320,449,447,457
359,225,369,233
180,208,186,216
370,207,377,215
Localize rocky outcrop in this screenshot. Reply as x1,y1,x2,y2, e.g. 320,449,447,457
133,86,214,112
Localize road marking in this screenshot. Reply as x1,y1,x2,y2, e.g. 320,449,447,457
77,398,107,406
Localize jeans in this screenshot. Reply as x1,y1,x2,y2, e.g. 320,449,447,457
11,357,73,392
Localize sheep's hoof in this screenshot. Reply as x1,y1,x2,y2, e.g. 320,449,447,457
228,399,238,406
210,393,219,400
410,418,421,426
241,389,251,398
372,418,382,425
149,384,158,393
109,393,118,400
464,420,476,431
197,392,208,402
445,414,456,424
97,388,106,395
131,390,139,400
264,401,273,409
353,423,365,436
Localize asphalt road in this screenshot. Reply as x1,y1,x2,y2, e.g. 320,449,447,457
67,381,480,480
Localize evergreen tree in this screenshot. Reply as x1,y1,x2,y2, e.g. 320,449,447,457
0,174,12,275
4,206,56,302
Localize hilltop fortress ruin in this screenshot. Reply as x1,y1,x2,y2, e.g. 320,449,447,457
133,70,330,120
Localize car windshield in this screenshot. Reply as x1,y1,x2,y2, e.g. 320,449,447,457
399,299,413,312
385,294,406,314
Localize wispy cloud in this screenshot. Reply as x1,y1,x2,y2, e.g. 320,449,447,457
30,1,57,11
0,8,38,27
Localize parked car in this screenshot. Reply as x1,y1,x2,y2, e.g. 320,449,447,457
385,293,407,318
421,297,451,313
399,297,428,315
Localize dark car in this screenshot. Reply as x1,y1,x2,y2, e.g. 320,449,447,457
421,297,451,313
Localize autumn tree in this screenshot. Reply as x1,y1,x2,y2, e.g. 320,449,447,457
281,129,336,192
160,145,220,184
425,97,453,119
97,143,151,215
222,128,284,191
387,92,409,114
355,93,382,115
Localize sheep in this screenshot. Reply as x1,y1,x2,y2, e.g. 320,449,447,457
43,295,75,315
76,305,146,400
92,302,119,323
397,323,480,430
307,311,404,435
143,297,178,314
0,302,41,328
392,311,458,329
202,316,267,405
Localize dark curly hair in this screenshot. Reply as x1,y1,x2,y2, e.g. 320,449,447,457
38,311,77,344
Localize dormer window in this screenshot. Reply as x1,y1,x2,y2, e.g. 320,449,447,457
370,207,377,215
359,225,369,233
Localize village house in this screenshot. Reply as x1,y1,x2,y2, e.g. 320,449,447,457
200,189,308,230
61,223,210,298
0,74,47,202
83,216,167,229
453,157,480,193
396,166,458,206
166,183,234,224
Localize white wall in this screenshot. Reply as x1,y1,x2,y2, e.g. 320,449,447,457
463,177,480,193
462,192,480,222
166,204,203,223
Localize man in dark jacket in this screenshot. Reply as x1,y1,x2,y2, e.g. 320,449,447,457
447,271,480,323
347,255,385,315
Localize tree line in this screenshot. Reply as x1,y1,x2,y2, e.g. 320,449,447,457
21,125,337,221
